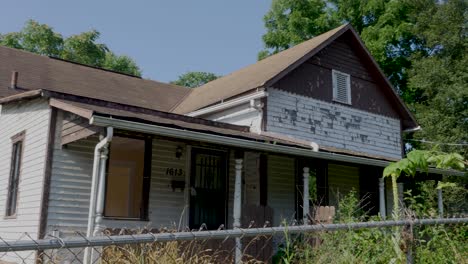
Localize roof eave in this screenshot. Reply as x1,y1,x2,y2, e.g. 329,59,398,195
0,89,43,104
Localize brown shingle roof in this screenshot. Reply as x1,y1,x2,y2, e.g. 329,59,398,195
172,24,349,114
0,46,190,112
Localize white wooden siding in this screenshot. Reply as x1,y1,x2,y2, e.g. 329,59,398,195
46,135,98,235
0,99,51,263
327,163,360,207
149,139,187,229
267,155,296,226
266,88,402,159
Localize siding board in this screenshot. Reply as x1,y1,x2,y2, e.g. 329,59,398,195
266,88,402,159
0,99,51,263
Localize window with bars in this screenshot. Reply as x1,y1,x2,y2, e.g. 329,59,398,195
6,131,25,217
332,69,351,105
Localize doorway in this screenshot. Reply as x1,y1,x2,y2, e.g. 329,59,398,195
189,148,228,230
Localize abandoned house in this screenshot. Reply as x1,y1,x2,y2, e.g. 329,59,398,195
0,24,460,263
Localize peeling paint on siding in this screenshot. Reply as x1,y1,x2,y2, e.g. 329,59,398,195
266,88,402,159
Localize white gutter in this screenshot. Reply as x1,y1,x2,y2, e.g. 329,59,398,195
403,126,421,133
187,91,268,117
89,116,465,177
84,127,113,264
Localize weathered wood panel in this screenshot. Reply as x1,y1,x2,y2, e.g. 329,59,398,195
327,163,360,207
266,88,402,159
273,33,399,118
267,155,296,226
0,98,51,263
61,113,103,145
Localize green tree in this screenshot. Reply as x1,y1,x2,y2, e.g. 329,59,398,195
258,0,340,60
0,20,141,76
171,71,219,88
407,0,468,157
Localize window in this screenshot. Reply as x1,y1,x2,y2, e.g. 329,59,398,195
332,69,351,104
104,136,152,219
6,131,25,217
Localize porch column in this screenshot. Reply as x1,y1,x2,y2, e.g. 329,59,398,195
94,146,110,236
379,178,386,219
303,167,310,224
233,158,243,263
437,182,444,217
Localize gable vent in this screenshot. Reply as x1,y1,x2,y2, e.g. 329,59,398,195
332,70,351,104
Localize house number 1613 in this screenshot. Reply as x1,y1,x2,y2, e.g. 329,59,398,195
166,168,184,177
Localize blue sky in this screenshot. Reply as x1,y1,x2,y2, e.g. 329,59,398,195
0,0,271,82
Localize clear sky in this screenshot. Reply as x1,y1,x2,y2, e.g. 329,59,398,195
0,0,271,82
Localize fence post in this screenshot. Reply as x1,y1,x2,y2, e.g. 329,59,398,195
437,183,444,218
234,158,243,263
303,167,310,225
379,178,386,219
405,222,414,264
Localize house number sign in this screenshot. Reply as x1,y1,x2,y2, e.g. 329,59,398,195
166,168,184,177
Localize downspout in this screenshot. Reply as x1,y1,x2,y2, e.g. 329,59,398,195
84,127,113,263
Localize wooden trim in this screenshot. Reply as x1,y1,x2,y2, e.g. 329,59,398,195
5,131,26,218
35,108,57,263
103,134,152,221
37,108,57,239
0,90,42,104
45,91,250,132
49,98,94,119
259,154,268,206
141,137,153,220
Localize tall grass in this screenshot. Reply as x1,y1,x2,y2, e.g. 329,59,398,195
100,186,467,264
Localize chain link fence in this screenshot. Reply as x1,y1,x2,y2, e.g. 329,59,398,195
0,217,467,264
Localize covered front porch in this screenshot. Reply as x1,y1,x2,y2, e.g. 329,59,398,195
51,115,396,237
47,98,456,239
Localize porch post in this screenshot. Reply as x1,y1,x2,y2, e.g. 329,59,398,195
94,147,109,236
379,178,386,219
437,182,444,217
233,158,243,263
303,167,310,224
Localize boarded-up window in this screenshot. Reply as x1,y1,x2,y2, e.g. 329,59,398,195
105,136,151,219
332,69,351,104
6,131,25,217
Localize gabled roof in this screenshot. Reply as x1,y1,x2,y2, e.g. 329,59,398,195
172,24,417,129
0,46,190,112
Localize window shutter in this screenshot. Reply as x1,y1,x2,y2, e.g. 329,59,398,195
332,70,351,104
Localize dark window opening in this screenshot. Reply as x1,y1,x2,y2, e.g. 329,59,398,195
6,132,25,217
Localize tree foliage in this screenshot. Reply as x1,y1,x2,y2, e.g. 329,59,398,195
0,20,141,76
258,0,340,60
407,0,468,157
171,71,219,88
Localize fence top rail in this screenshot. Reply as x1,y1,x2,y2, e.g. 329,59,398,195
1,217,467,252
